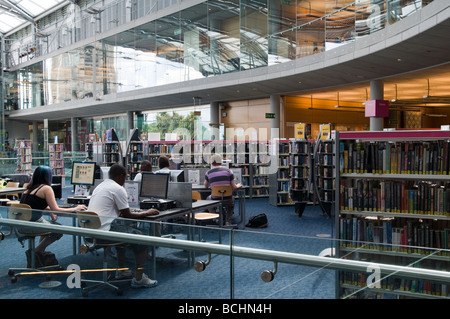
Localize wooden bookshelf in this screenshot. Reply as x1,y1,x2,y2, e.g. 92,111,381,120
335,130,450,299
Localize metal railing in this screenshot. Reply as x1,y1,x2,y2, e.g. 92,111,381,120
1,216,449,289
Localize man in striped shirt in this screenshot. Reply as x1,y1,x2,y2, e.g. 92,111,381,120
204,153,242,225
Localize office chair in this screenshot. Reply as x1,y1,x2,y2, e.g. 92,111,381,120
7,203,61,283
211,185,235,227
77,211,131,297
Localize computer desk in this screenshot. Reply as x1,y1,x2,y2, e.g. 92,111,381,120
144,199,223,279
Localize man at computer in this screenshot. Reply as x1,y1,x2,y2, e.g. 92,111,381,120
204,153,242,226
87,163,159,288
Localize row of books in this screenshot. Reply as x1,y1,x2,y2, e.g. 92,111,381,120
339,140,450,175
104,143,121,153
278,180,290,192
290,166,309,179
49,143,64,152
290,153,309,166
49,152,64,160
252,176,268,186
339,179,450,216
49,160,64,168
51,168,65,176
339,216,450,254
278,142,290,154
290,141,310,154
340,271,449,298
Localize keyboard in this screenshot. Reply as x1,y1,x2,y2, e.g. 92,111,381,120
59,203,78,208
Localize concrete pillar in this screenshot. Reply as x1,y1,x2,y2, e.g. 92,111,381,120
71,117,78,152
270,95,281,139
369,80,384,131
32,121,39,151
127,111,134,136
210,101,220,140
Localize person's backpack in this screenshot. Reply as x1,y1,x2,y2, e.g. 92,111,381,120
245,213,268,228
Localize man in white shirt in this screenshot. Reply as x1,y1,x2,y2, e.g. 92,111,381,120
88,163,159,288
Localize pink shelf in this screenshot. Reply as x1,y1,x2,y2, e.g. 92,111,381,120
339,129,450,141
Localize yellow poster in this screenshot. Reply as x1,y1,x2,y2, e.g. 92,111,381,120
294,123,305,139
320,124,331,140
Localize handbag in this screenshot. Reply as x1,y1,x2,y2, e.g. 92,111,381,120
245,213,268,228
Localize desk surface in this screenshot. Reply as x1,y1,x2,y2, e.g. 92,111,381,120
0,187,26,195
144,199,220,220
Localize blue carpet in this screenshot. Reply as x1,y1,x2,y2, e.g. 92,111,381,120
0,188,336,299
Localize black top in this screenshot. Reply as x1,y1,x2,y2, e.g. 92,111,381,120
20,185,48,221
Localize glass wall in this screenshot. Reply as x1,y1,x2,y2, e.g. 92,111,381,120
3,0,434,112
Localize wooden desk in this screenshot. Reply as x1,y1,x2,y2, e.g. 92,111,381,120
0,187,26,196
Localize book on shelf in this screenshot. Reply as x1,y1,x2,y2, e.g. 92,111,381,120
339,178,450,216
339,140,450,175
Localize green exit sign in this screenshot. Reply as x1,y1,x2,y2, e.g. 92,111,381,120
265,113,275,119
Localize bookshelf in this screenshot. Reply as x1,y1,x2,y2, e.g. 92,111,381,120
146,140,273,199
126,129,144,179
269,140,293,206
48,143,65,187
335,130,450,299
289,138,312,216
103,129,122,167
15,139,32,174
314,135,335,217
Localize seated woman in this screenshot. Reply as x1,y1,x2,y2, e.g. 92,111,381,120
20,166,86,257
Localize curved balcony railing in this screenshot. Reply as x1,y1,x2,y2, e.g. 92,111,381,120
0,208,449,299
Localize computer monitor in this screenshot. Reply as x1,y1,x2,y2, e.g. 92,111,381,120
140,172,169,199
170,170,185,183
71,161,96,186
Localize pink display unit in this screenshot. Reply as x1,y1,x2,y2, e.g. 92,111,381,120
364,100,389,117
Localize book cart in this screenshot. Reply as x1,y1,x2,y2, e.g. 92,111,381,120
335,130,450,299
289,138,312,217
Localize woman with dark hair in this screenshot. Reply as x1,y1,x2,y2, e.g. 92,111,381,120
20,166,86,254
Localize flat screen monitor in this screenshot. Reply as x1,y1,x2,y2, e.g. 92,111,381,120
140,172,169,199
170,170,185,183
71,162,96,186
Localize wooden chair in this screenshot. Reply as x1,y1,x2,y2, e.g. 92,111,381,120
7,203,60,283
211,185,235,226
192,191,219,241
77,211,131,297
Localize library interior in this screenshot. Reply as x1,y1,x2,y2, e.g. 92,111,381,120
0,0,449,301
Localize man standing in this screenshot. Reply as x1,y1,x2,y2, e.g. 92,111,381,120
88,163,159,288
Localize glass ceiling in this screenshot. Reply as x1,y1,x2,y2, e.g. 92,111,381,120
0,0,67,34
